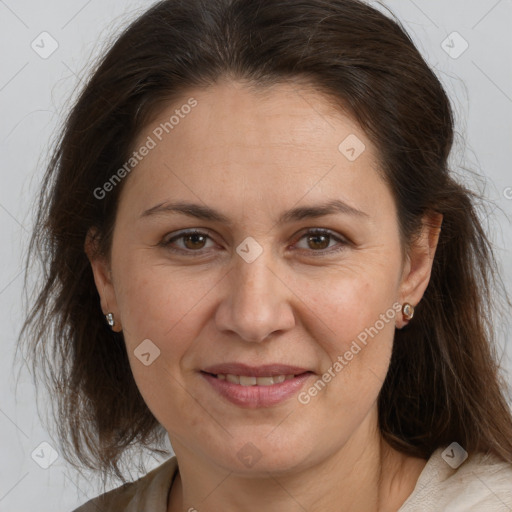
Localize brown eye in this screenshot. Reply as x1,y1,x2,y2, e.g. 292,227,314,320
182,233,208,250
294,228,349,255
306,233,331,250
160,230,215,254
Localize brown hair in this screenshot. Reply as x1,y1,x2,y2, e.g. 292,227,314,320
16,0,512,488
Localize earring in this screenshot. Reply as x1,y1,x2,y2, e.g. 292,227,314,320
402,303,415,321
105,312,115,327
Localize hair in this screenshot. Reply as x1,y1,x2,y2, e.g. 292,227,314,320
16,0,512,489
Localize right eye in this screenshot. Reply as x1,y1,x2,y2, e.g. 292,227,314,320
159,229,218,255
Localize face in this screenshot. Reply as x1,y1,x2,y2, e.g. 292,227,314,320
88,79,436,475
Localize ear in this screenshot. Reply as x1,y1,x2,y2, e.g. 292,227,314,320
396,211,443,329
84,227,123,332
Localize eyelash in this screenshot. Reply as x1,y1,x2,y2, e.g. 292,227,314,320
159,228,349,257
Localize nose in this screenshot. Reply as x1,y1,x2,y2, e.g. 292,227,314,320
214,250,296,343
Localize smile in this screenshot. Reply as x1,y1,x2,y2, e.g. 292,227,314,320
200,371,314,408
211,373,300,386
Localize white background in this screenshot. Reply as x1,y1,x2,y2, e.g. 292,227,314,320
1,0,511,510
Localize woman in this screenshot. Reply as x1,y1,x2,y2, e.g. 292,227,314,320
18,0,512,510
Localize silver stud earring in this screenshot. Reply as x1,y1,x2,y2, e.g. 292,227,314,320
105,312,115,327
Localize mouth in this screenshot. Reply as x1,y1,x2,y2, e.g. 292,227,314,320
200,371,312,386
199,365,315,408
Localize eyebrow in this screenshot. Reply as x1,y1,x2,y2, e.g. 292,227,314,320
140,199,369,224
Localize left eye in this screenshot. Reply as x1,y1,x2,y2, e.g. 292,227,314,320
160,228,348,255
293,229,347,253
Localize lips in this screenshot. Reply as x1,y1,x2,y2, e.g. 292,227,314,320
199,363,315,407
200,370,314,408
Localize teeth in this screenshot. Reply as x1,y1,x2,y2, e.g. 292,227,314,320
216,374,298,386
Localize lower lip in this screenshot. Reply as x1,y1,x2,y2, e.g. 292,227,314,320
200,372,313,408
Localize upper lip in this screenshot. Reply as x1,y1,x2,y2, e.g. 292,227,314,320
201,363,313,377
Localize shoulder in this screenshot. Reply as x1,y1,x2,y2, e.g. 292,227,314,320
70,456,179,512
400,446,512,511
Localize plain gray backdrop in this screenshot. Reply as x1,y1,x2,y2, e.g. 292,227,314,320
1,0,511,510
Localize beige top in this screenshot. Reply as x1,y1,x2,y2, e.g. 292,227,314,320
72,447,512,511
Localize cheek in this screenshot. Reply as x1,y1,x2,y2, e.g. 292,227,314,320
114,254,221,350
112,256,216,429
298,263,399,404
300,263,399,350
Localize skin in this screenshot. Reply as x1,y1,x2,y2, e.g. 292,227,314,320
86,79,442,511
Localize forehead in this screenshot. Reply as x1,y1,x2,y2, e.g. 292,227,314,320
119,79,392,223
144,79,366,154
